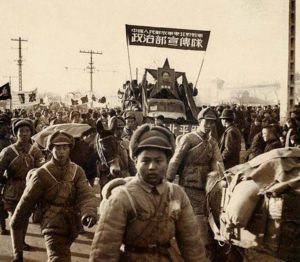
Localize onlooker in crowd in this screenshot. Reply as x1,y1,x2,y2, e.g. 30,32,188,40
50,111,67,125
70,110,81,124
262,125,282,153
219,109,242,169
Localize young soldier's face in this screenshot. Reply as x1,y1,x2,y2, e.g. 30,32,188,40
135,149,168,186
17,126,32,143
52,144,70,164
198,119,215,134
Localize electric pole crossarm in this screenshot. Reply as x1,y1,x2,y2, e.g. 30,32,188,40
79,50,103,94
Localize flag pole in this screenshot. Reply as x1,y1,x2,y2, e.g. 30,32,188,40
9,77,12,110
194,51,206,89
126,37,133,83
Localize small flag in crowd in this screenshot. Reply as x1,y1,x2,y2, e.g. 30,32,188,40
92,94,97,101
18,93,25,104
99,96,106,103
71,99,79,105
0,82,12,100
81,95,88,104
40,98,44,104
29,92,37,102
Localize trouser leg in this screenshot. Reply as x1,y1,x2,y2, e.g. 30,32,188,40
44,234,72,262
0,218,5,230
11,214,30,256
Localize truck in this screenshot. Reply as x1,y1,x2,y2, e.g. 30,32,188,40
118,59,200,134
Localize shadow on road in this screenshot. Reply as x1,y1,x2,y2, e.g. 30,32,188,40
26,232,44,238
72,252,90,259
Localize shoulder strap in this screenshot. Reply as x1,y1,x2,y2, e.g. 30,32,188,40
188,131,205,152
42,166,59,183
167,182,174,201
10,145,19,156
119,186,137,217
70,162,78,181
28,144,34,154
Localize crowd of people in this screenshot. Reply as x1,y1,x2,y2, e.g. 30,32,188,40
0,102,299,261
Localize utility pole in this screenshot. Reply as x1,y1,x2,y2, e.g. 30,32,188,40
281,0,296,123
3,75,17,110
11,37,28,92
79,50,102,93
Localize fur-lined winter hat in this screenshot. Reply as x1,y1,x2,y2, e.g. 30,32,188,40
12,119,34,136
197,107,217,121
129,124,175,160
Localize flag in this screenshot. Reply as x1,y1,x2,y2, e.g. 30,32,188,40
29,91,37,102
126,24,210,51
92,94,97,101
0,82,12,100
39,98,44,104
71,99,79,105
18,93,25,104
99,96,106,103
81,95,88,104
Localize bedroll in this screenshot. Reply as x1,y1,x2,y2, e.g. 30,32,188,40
215,148,300,261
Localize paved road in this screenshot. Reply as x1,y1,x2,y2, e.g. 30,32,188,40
0,219,95,262
0,182,101,262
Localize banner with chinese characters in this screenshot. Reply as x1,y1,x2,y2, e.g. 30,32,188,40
165,123,198,137
11,88,39,108
126,24,210,51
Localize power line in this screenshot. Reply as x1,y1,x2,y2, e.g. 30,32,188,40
11,37,28,91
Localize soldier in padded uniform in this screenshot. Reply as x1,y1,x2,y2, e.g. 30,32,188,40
0,119,45,249
166,107,224,260
0,113,12,235
90,124,209,262
10,131,98,262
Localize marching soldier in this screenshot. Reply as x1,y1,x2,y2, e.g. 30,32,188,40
166,107,224,260
122,111,137,142
10,131,97,262
90,124,208,261
0,119,45,249
122,111,138,176
0,114,12,235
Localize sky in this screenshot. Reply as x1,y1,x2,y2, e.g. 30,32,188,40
0,0,299,104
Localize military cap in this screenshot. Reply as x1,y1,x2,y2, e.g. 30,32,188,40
219,109,235,120
12,119,34,136
124,111,136,120
0,113,11,125
197,107,217,121
47,131,75,151
129,124,175,160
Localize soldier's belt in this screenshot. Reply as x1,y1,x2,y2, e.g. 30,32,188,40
125,242,171,255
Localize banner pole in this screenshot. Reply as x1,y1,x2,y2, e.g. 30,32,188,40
126,38,133,83
194,51,206,88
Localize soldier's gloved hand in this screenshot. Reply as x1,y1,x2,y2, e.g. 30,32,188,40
81,215,97,228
